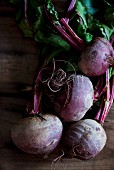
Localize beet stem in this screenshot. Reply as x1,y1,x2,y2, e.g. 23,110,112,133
95,98,104,121
99,86,107,98
105,76,114,114
30,72,43,115
60,18,84,48
110,35,114,46
24,0,27,20
43,5,82,50
99,70,111,123
64,0,77,23
53,23,80,49
94,76,104,101
23,0,33,31
33,93,38,113
106,69,110,100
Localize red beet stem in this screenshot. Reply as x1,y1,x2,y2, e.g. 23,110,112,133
23,0,32,29
94,76,104,101
95,99,104,121
110,35,114,46
104,76,114,118
107,88,114,112
31,72,42,114
64,0,77,23
33,84,39,114
52,24,81,49
99,70,111,124
94,70,110,123
99,86,107,98
43,5,83,50
60,18,84,48
24,0,27,20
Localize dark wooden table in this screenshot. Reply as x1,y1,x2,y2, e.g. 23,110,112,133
0,1,114,170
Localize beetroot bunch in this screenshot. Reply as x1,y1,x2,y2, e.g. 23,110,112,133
11,0,114,161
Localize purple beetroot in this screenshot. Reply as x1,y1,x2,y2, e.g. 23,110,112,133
11,114,63,155
64,119,107,160
78,37,114,76
50,74,94,122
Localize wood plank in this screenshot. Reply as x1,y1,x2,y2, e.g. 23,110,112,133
0,16,39,92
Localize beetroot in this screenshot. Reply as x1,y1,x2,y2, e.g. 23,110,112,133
64,119,107,160
43,7,113,77
51,74,94,122
78,37,114,76
11,114,63,155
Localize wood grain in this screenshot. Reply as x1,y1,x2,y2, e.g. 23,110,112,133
0,1,114,170
0,0,39,93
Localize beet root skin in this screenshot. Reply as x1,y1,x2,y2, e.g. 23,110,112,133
11,114,63,155
57,74,94,122
78,37,114,76
65,119,107,160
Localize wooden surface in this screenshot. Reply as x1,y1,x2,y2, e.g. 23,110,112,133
0,1,114,170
